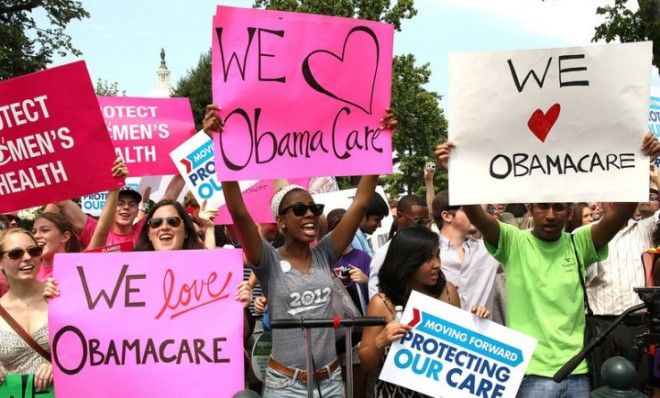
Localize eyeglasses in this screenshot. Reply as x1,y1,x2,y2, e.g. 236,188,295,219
534,203,568,212
147,216,183,229
279,203,325,217
402,212,430,225
1,246,43,260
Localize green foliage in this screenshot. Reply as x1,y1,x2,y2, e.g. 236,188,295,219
95,79,124,96
381,54,446,197
0,0,89,80
174,51,212,130
253,0,417,30
592,0,659,74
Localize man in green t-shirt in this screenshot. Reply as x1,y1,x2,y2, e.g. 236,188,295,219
434,133,660,397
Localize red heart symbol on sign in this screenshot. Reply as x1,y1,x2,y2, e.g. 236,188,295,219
527,103,561,143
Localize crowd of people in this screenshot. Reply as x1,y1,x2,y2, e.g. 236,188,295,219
1,103,660,398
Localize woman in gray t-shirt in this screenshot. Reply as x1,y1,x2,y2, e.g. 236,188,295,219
222,176,381,397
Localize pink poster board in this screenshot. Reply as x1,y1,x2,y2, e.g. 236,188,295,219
216,178,310,224
0,61,122,213
98,96,195,176
211,6,394,179
49,249,244,398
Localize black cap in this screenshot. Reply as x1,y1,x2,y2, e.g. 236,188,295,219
118,187,142,203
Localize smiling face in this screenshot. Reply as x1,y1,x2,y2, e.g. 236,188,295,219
147,205,185,251
0,231,41,282
276,190,320,244
32,217,69,262
115,193,139,229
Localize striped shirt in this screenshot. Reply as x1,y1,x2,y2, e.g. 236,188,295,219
586,211,659,315
439,234,500,313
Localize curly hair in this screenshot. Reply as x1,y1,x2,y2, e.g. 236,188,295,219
377,226,446,306
134,200,204,251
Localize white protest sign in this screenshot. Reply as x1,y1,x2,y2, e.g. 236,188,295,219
312,186,392,249
169,131,257,212
379,291,536,398
448,42,652,204
80,177,140,216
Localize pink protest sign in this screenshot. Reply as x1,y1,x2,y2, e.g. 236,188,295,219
216,178,310,224
211,6,394,179
0,61,122,213
98,96,195,176
49,249,244,398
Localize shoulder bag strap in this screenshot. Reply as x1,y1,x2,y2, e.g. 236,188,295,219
0,304,50,361
571,234,593,315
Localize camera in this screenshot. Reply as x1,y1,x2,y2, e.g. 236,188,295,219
339,266,351,277
425,162,436,172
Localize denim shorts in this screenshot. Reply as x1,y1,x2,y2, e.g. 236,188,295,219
262,363,345,397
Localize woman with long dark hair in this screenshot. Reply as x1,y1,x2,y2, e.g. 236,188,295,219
134,199,205,251
359,226,488,397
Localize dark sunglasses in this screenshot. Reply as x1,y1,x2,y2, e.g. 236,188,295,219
1,246,43,260
279,203,325,217
402,212,430,225
147,216,182,229
535,203,568,212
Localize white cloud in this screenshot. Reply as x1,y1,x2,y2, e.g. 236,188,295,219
430,0,624,44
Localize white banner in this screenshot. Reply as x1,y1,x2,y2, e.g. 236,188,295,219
379,291,537,398
448,42,652,204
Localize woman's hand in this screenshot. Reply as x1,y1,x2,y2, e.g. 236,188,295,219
375,321,411,349
254,296,268,316
43,277,60,299
381,108,398,133
111,157,129,178
471,305,490,319
235,281,252,308
34,362,53,392
202,104,224,136
348,265,368,285
198,200,218,228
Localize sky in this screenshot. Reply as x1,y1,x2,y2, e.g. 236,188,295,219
47,0,659,110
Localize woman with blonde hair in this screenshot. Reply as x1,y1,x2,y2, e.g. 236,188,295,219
0,228,52,392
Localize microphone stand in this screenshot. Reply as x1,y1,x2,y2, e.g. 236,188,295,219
271,316,386,398
552,303,646,383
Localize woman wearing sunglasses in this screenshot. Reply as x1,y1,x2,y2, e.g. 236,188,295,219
0,229,53,392
135,200,205,251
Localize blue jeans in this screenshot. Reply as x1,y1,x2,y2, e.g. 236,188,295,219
516,375,590,398
262,364,345,397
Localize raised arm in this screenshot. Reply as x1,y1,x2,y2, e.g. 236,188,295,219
332,175,379,257
424,162,436,226
86,158,129,250
587,132,660,249
435,141,500,245
221,182,262,265
54,200,87,232
330,110,396,256
590,202,637,250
